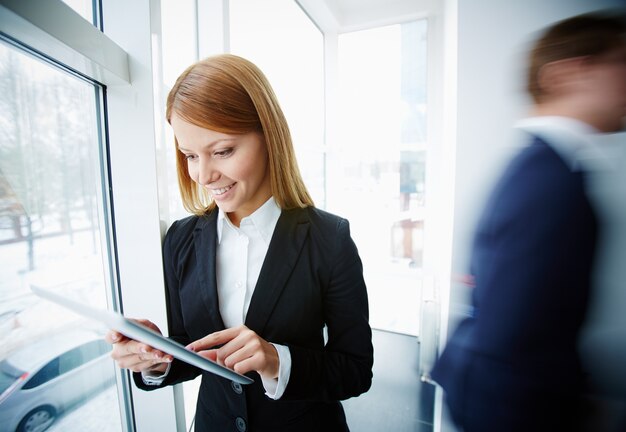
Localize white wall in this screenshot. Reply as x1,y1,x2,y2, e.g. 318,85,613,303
451,0,625,297
445,0,626,326
436,1,625,431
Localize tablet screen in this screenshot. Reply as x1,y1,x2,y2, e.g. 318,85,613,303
31,286,253,385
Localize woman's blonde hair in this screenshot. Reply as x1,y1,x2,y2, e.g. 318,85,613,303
166,54,313,215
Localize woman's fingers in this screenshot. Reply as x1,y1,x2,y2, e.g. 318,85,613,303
106,320,173,373
190,326,279,379
225,343,278,377
105,330,126,344
132,318,162,333
219,333,259,368
111,341,173,372
196,349,218,362
186,326,240,352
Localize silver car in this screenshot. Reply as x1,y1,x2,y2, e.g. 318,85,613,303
0,329,116,432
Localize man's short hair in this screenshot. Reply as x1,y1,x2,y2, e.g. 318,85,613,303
528,11,626,103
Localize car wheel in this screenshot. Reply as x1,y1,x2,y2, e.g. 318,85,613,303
17,406,56,432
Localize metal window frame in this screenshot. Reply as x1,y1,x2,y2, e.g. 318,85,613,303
0,0,183,430
0,0,129,85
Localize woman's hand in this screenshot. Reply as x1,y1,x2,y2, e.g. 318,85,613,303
187,325,279,380
105,319,173,374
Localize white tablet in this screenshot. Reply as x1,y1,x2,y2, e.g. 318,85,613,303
31,286,253,385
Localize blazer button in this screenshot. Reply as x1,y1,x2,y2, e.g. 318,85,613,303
235,416,247,432
231,381,243,394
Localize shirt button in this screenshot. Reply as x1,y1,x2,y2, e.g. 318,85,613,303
235,416,247,432
235,281,243,288
231,381,243,394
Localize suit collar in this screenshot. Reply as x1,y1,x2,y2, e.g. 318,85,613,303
193,210,226,331
193,207,311,335
516,116,601,172
245,207,310,334
216,197,281,245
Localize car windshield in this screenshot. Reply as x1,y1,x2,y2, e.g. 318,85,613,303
0,362,21,394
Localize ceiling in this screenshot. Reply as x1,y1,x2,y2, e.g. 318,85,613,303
296,0,440,33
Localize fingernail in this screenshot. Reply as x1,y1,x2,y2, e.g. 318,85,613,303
186,345,195,352
165,357,172,362
141,347,148,353
111,334,118,341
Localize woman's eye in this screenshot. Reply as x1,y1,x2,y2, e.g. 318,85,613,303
214,148,233,158
184,154,196,161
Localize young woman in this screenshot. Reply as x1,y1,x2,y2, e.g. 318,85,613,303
108,54,373,432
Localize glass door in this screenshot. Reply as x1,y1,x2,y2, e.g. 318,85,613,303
327,19,437,432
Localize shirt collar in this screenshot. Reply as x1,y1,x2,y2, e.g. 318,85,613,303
216,197,281,244
515,116,613,171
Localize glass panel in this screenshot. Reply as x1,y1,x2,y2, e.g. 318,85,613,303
230,0,325,206
0,41,122,431
159,0,200,223
330,20,428,335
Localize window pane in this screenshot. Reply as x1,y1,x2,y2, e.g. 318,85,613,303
230,0,325,206
0,42,122,431
159,0,201,223
331,20,428,335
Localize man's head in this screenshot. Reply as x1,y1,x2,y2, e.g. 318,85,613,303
527,12,626,132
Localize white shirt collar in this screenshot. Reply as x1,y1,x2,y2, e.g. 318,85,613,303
515,116,613,171
216,197,281,244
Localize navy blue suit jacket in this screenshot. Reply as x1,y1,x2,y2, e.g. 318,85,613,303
432,137,598,431
134,206,373,432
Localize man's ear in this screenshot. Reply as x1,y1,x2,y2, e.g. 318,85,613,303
537,56,587,99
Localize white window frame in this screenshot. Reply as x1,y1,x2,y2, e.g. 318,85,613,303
0,0,184,430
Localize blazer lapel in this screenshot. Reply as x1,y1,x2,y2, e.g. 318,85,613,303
193,211,226,331
245,208,310,334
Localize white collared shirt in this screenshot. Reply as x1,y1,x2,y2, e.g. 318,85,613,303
215,197,291,399
515,116,609,171
144,197,292,399
216,196,280,327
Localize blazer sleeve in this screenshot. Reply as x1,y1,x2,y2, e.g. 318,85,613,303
134,219,202,391
282,218,374,401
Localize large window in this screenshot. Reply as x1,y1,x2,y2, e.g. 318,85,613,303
230,0,325,205
0,41,122,431
329,20,429,335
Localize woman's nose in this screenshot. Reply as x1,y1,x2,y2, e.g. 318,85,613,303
197,159,220,186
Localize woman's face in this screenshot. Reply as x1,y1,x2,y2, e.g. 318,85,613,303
171,114,271,225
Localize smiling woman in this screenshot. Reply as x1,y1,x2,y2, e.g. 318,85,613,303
168,55,314,218
107,54,374,432
171,120,271,227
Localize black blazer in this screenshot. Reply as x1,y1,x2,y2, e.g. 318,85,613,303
134,206,373,432
432,137,598,432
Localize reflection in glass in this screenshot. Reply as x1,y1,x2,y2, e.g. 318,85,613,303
0,42,122,431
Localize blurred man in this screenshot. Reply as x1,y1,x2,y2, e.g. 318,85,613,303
432,12,626,432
